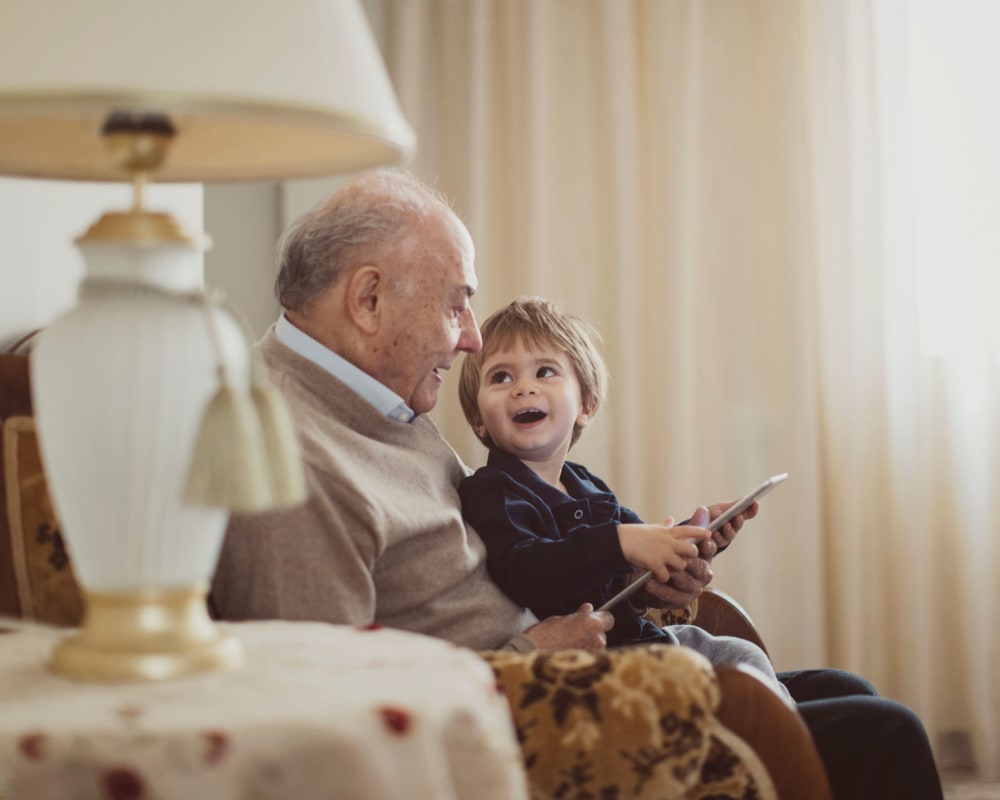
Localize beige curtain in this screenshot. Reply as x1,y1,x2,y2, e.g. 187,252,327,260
364,0,999,775
799,0,999,776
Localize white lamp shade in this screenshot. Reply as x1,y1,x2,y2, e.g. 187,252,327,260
0,0,415,181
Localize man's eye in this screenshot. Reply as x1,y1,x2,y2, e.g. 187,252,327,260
537,366,557,378
490,371,512,384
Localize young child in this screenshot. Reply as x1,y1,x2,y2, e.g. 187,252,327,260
458,296,785,691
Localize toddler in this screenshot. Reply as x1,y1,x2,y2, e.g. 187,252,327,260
458,297,786,694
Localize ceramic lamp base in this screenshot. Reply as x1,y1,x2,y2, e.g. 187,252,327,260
50,584,244,682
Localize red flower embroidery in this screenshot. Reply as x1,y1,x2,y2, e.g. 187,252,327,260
18,733,44,760
102,767,145,800
378,706,412,735
203,731,229,764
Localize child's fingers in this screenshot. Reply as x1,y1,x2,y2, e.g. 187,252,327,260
677,524,711,541
667,555,687,573
675,541,700,562
666,543,698,571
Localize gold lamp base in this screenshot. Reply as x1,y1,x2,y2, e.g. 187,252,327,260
51,584,244,682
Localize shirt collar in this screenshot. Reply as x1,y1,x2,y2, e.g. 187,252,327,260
485,446,611,504
275,313,416,423
486,447,573,503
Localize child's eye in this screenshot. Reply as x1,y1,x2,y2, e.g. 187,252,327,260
489,371,512,384
537,366,557,378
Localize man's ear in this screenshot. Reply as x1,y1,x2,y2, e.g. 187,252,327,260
344,265,383,335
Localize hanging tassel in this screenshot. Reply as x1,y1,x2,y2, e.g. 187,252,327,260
250,377,307,507
184,295,275,512
185,362,275,512
221,296,307,509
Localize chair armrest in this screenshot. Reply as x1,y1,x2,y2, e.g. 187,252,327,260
714,664,833,800
692,588,770,658
639,587,768,658
480,644,776,799
626,589,835,799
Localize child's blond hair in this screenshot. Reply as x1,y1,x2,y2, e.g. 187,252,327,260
459,297,609,449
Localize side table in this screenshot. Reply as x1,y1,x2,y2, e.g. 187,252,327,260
0,619,528,799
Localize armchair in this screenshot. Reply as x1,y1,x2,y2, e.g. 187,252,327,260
0,346,830,799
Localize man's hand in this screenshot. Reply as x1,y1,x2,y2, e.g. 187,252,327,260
522,603,614,651
636,506,716,610
641,556,714,608
706,498,759,551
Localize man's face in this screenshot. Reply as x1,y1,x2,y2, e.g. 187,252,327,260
376,209,482,415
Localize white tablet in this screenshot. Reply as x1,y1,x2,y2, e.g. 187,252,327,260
597,473,788,612
705,472,788,534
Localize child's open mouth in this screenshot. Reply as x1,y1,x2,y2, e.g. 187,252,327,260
513,408,546,424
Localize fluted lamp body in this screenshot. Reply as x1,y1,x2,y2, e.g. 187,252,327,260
0,0,414,681
33,234,249,680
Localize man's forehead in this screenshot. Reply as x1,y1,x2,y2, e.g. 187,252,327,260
453,218,477,290
459,269,478,296
444,221,478,295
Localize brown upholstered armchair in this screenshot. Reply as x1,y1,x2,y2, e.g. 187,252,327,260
0,347,831,800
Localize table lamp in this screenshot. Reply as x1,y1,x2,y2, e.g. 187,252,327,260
0,0,414,681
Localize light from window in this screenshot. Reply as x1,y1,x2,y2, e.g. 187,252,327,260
907,0,1000,360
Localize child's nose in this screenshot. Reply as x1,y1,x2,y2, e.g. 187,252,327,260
512,381,538,397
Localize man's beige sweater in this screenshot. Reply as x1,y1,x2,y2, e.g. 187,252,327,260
212,329,537,651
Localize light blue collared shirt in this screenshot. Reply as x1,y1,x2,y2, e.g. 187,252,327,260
274,314,416,423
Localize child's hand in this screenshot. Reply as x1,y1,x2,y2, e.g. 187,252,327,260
617,521,709,582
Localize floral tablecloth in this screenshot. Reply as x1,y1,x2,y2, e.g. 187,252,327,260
0,619,528,800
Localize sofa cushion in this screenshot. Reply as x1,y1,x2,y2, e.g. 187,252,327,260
0,353,83,625
481,644,775,799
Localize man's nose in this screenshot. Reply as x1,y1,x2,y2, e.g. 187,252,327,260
457,308,482,353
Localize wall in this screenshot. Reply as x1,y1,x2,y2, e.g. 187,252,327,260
203,182,282,337
202,176,362,338
0,178,203,345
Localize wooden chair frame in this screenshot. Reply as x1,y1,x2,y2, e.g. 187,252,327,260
694,588,833,800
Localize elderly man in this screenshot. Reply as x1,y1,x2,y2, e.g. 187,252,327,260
212,168,942,800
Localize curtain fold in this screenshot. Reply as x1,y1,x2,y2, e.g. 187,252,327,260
363,0,999,775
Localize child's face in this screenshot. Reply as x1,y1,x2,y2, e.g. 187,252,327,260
475,337,590,466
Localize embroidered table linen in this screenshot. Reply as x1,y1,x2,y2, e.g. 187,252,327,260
0,620,527,800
